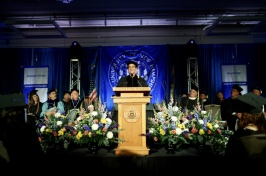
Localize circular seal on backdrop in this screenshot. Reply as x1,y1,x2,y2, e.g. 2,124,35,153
108,50,157,91
123,106,140,122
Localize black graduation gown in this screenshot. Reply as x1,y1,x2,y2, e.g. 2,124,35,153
116,75,148,87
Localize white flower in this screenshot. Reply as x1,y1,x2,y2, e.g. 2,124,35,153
76,116,82,121
176,127,182,135
106,118,112,124
214,123,219,128
171,116,177,122
149,128,155,134
88,105,94,111
91,123,99,130
157,112,163,117
57,121,62,126
54,112,61,118
40,126,46,133
201,110,207,115
106,131,114,139
102,112,107,118
91,111,98,117
172,106,179,112
198,119,204,124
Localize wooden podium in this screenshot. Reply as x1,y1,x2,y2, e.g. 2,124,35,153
112,87,151,156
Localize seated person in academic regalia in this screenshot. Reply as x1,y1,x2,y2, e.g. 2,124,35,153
62,91,71,115
69,88,84,110
222,84,244,131
116,60,148,87
27,90,43,121
199,92,210,110
180,86,198,111
252,86,266,118
67,88,86,121
40,89,64,118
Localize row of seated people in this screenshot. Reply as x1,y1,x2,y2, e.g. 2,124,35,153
27,88,90,121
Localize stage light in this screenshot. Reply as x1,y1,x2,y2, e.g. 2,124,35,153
73,41,78,46
186,39,198,57
70,41,82,59
187,39,196,45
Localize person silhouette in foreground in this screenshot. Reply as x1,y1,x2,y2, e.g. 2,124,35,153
225,111,266,166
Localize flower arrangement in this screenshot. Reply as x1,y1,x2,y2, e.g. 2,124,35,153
146,95,233,154
36,99,125,153
146,100,189,148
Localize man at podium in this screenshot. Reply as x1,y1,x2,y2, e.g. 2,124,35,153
116,60,148,87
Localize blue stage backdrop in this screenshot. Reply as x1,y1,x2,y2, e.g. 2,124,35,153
98,45,172,110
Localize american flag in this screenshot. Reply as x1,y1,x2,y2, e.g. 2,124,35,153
89,87,97,102
89,64,97,102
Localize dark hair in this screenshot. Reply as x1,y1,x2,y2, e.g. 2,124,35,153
239,112,266,133
70,88,79,94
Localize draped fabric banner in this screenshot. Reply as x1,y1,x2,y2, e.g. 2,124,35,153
221,64,247,98
23,66,48,103
99,45,170,110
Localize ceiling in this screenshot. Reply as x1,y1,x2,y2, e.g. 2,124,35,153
1,0,266,47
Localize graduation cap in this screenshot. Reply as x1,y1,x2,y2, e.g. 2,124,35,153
126,60,138,68
191,85,198,92
0,94,26,108
252,86,262,94
237,92,266,114
29,90,38,97
232,84,243,93
47,88,57,94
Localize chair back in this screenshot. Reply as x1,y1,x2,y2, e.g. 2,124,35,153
239,134,266,160
204,104,221,120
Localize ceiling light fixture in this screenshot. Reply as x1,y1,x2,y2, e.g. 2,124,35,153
57,0,74,4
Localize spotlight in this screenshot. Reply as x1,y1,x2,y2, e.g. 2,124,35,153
70,41,82,59
187,39,196,45
186,39,198,57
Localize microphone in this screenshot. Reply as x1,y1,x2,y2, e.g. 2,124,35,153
137,79,142,87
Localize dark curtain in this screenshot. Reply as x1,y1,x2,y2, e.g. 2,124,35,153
0,48,31,94
32,48,70,100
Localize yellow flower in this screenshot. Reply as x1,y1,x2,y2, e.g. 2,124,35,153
159,128,165,135
206,122,213,130
199,129,205,135
58,129,64,136
76,131,83,140
46,128,52,133
178,123,185,129
100,118,107,124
